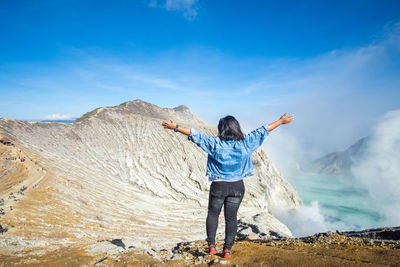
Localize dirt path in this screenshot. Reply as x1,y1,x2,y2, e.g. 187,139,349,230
0,142,49,218
18,147,48,189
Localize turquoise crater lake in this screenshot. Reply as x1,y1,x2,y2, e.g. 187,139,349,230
287,173,384,231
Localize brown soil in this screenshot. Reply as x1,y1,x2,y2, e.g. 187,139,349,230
1,234,399,266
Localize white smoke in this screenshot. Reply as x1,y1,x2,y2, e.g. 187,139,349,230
274,110,400,236
352,109,400,226
262,128,305,177
273,201,349,237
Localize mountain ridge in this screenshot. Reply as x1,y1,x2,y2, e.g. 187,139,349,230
308,136,370,176
75,99,205,126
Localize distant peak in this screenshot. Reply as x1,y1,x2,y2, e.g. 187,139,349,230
132,99,148,104
120,99,153,107
174,105,190,111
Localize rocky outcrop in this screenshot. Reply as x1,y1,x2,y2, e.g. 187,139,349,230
0,99,301,252
340,226,400,241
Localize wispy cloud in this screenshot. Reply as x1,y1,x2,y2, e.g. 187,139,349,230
148,0,199,20
73,60,204,95
39,114,76,121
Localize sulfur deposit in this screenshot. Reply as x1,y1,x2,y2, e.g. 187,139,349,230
0,99,302,260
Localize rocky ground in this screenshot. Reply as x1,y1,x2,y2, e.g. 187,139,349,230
0,228,399,266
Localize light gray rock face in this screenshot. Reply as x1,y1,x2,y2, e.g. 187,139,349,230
0,99,302,248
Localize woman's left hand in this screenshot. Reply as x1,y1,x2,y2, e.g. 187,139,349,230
162,120,176,130
280,113,294,124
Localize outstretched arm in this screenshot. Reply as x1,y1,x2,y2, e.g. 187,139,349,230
267,113,294,132
162,120,191,135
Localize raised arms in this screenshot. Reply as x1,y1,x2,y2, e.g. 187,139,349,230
162,113,293,136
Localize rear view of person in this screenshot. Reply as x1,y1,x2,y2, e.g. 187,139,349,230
162,113,293,258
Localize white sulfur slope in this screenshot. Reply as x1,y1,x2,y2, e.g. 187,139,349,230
0,100,302,251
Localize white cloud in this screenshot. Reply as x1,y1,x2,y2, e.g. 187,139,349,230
148,0,199,20
40,114,76,121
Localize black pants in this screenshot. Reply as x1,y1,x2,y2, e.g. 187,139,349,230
206,179,245,250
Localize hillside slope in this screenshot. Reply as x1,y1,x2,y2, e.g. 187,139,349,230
0,99,302,255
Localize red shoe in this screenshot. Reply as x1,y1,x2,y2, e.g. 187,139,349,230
223,249,231,259
209,244,217,255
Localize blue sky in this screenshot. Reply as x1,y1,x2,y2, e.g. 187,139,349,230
1,0,400,166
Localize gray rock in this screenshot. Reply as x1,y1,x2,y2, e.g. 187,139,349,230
308,137,370,176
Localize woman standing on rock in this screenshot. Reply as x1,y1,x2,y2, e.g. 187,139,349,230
162,114,293,258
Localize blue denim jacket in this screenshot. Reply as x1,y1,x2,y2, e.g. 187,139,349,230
188,124,269,182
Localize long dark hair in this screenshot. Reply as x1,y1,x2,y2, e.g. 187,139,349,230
218,115,245,141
